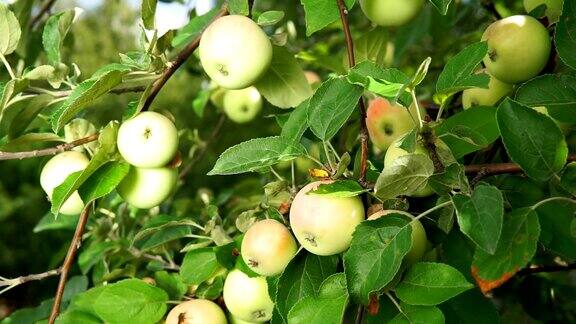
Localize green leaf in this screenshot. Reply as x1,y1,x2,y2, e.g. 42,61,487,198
192,89,210,118
257,10,285,26
344,215,412,305
515,74,576,123
78,241,117,274
42,9,76,65
560,162,576,195
255,46,313,109
274,252,339,323
78,162,129,203
93,279,168,324
154,271,187,300
229,0,248,15
429,163,470,197
141,0,157,30
435,42,489,98
428,0,453,15
208,136,305,175
390,304,445,324
409,57,432,89
555,0,576,70
374,154,435,200
308,77,363,140
300,0,355,36
348,62,411,105
395,262,473,306
398,128,418,153
180,247,219,285
472,208,540,280
350,27,389,68
33,212,78,233
287,273,349,324
132,215,195,251
536,198,576,260
280,99,309,142
172,8,220,48
452,184,503,254
0,78,31,128
497,98,568,181
0,3,21,55
309,180,367,198
439,289,500,324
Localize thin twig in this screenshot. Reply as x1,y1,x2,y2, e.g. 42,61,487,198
0,134,99,161
179,114,226,179
30,0,58,27
141,6,229,112
0,268,61,295
518,262,576,276
355,305,365,324
48,204,92,324
465,155,576,177
336,0,369,185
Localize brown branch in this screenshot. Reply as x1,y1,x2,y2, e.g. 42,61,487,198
30,0,58,27
0,268,61,295
465,154,576,176
141,6,229,112
518,262,576,276
179,114,226,179
336,0,369,185
48,204,92,324
0,134,99,161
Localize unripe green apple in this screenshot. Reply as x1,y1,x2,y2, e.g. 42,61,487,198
290,181,365,256
40,151,90,215
199,15,272,89
482,15,551,84
117,166,177,209
524,0,563,22
368,210,427,265
359,0,425,27
223,86,262,124
462,71,514,109
384,140,434,197
366,98,420,151
241,219,298,276
117,111,178,168
223,269,274,322
165,299,227,324
229,314,260,324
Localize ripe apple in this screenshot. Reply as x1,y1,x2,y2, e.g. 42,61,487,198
199,15,273,89
222,86,262,124
116,166,178,209
524,0,564,22
223,269,274,322
359,0,425,27
117,111,178,168
462,70,514,109
482,15,551,84
289,180,365,256
40,151,90,215
384,140,434,197
368,210,427,265
165,299,227,324
366,97,419,151
241,219,298,276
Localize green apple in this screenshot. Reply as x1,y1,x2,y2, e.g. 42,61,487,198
199,15,272,89
462,70,514,109
223,86,262,124
165,299,227,324
223,269,274,322
524,0,564,22
117,166,178,209
482,15,551,84
289,180,365,256
229,314,260,324
241,219,298,276
366,97,419,151
359,0,425,27
368,210,427,265
384,140,434,197
117,111,178,168
40,151,90,215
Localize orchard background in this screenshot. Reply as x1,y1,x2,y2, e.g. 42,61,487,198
0,0,575,323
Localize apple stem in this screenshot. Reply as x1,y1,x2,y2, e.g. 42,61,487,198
410,90,424,129
0,54,16,79
323,141,336,172
269,166,285,182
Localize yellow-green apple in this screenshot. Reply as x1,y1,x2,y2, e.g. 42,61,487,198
524,0,564,22
229,314,260,324
200,15,272,89
462,70,514,109
223,269,274,322
366,97,419,151
241,219,298,276
165,299,227,324
117,111,178,168
289,180,365,256
222,86,262,124
40,151,90,215
482,15,551,84
117,166,178,209
359,0,425,27
384,140,434,197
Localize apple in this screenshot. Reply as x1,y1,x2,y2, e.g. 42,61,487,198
223,269,274,322
40,151,90,215
222,86,262,124
482,15,551,84
199,15,272,90
289,180,365,256
384,140,434,197
359,0,425,27
241,219,298,276
116,166,178,209
117,111,178,168
229,314,260,324
366,97,420,151
462,70,514,109
165,299,227,324
304,71,321,89
368,210,427,265
524,0,564,22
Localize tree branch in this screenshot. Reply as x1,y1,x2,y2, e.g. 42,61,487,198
0,268,61,295
465,155,576,176
141,5,229,112
48,204,92,324
336,0,369,185
0,134,99,161
30,0,58,27
518,262,576,276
